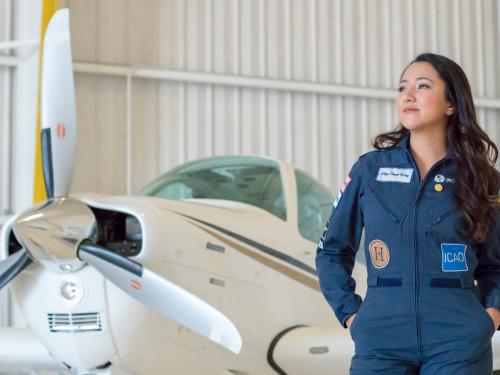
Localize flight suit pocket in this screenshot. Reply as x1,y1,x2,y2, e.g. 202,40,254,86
363,181,405,276
367,274,403,287
425,208,469,274
468,289,496,338
438,276,497,339
367,180,406,222
349,293,370,341
427,208,457,237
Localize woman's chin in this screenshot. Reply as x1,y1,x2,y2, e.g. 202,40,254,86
400,122,424,131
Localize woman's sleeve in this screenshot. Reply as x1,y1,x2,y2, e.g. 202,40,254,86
315,159,364,328
474,208,500,315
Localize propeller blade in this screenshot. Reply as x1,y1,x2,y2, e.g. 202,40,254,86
77,241,242,354
41,8,77,198
0,249,32,291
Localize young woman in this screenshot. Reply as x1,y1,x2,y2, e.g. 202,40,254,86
316,53,500,374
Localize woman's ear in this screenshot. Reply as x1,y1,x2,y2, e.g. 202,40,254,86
446,105,454,116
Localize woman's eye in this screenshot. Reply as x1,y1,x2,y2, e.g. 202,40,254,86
417,84,430,89
398,86,405,92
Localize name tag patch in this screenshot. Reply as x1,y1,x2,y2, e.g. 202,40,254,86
441,243,468,272
376,168,414,183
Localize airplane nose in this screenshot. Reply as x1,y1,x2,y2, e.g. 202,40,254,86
12,197,96,274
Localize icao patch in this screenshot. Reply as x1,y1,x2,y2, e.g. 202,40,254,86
376,168,413,183
441,243,468,272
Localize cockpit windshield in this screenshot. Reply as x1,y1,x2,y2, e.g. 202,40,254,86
139,156,287,220
294,169,334,243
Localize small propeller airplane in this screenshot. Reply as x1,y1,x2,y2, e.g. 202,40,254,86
0,9,366,375
2,8,498,375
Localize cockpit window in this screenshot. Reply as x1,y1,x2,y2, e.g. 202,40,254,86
139,156,287,220
295,169,334,243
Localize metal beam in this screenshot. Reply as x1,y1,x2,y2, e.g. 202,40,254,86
0,39,38,51
0,55,21,67
72,61,500,110
1,57,499,109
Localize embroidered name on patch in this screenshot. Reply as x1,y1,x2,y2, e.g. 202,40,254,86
376,168,414,183
369,239,390,269
441,243,468,272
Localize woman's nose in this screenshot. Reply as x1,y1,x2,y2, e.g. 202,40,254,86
402,91,416,103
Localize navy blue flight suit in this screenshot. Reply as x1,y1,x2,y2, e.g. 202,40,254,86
316,135,500,374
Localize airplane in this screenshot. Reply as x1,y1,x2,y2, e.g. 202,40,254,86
0,8,364,375
1,9,499,375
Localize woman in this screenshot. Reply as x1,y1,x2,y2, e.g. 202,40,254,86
316,53,500,374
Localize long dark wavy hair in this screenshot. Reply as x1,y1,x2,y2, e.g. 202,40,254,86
373,53,499,243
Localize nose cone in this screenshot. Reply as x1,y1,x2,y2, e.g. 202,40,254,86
12,198,96,273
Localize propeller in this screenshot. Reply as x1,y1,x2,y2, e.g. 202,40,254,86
0,250,32,290
2,9,242,354
78,241,242,353
40,8,77,198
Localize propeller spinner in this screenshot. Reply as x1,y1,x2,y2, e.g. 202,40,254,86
1,9,242,354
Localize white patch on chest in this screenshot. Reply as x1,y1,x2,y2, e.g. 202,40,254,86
376,168,414,183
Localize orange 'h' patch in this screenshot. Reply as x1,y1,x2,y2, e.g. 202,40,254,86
369,239,390,269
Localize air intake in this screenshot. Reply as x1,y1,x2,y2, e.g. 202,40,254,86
48,312,102,333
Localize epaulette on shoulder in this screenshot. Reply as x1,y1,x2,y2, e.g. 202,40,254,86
359,149,385,160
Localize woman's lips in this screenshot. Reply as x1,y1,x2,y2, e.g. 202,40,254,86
403,108,419,113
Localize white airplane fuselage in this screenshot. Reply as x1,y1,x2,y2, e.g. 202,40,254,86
5,192,365,374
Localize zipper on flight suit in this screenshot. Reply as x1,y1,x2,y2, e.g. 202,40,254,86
405,152,448,358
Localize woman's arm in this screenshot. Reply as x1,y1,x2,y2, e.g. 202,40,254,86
315,158,365,328
474,208,500,329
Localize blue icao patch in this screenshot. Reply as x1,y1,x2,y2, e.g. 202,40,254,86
441,243,468,272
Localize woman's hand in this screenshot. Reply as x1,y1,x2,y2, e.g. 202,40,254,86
346,314,356,328
486,308,500,330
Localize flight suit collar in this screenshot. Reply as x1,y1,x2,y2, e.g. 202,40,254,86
395,133,452,162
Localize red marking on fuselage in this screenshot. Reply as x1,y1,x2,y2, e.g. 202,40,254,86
56,123,66,139
130,280,142,290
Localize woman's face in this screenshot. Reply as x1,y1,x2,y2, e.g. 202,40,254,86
397,61,453,132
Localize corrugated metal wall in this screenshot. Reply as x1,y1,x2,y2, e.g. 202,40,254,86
1,0,499,204
0,0,10,215
0,0,498,332
67,0,500,196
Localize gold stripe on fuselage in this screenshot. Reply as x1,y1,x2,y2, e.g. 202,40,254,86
191,222,320,292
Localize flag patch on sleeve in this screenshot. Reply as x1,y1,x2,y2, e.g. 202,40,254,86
333,175,352,209
319,175,352,250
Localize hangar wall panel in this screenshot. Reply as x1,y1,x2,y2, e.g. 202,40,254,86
0,0,9,328
66,0,500,196
1,0,499,213
0,0,498,330
0,0,10,216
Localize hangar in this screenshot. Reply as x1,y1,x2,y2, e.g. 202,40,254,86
0,1,499,374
